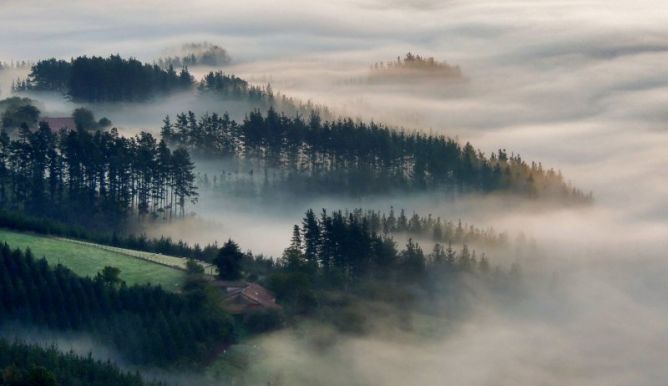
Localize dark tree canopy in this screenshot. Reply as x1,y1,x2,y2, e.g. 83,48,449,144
17,55,194,102
214,239,244,280
0,126,198,228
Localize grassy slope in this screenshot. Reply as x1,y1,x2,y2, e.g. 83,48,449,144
0,229,185,291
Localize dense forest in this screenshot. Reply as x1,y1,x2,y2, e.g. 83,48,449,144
14,56,193,102
164,109,590,202
0,244,234,365
0,125,198,227
0,340,163,386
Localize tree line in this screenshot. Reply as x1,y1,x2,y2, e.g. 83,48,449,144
284,209,495,282
0,125,198,227
0,244,234,366
163,108,591,202
0,340,163,386
14,55,193,102
321,208,509,247
0,208,220,261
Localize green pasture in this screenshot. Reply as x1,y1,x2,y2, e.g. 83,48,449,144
0,229,186,291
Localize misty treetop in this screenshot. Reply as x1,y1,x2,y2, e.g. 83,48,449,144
0,97,40,131
322,208,509,248
286,209,494,281
16,55,194,102
199,71,332,118
0,125,198,227
157,42,232,68
163,108,591,202
369,52,464,80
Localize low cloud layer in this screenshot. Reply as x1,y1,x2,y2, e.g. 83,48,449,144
2,0,668,384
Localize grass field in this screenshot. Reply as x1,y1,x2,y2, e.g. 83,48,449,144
0,229,186,291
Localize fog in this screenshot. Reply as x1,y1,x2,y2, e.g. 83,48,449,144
2,0,668,384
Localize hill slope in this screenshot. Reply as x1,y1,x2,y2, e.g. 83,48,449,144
0,229,186,290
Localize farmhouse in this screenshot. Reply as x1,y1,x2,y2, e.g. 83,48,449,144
40,117,76,131
212,281,280,314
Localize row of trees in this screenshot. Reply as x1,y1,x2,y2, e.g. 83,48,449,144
163,109,590,201
0,244,234,365
0,340,163,386
15,56,193,102
240,209,525,317
0,126,198,227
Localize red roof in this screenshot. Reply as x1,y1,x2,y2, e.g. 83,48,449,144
40,117,76,131
213,280,280,313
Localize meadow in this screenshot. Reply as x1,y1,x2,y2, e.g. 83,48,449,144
0,229,186,290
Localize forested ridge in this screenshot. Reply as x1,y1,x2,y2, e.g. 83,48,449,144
0,244,234,365
163,109,590,202
13,55,330,118
0,125,198,227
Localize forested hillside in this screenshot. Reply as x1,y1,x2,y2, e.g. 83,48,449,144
164,109,590,202
0,244,234,365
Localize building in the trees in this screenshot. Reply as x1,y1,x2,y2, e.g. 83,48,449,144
40,117,76,131
212,281,280,314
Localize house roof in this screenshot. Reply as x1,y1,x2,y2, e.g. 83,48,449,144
214,280,280,309
40,117,76,130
